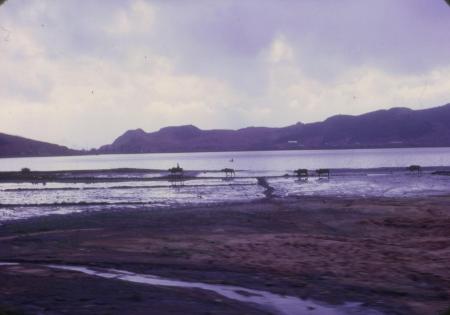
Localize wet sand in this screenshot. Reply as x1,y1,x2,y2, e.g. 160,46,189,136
0,196,449,315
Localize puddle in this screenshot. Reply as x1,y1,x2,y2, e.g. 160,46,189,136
44,264,383,315
0,262,18,266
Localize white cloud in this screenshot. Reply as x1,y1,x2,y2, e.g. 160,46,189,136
267,35,294,64
104,0,155,36
0,14,237,148
0,1,449,149
247,35,450,125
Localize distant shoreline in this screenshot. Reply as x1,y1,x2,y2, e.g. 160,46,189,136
1,165,450,182
3,103,450,158
2,144,450,160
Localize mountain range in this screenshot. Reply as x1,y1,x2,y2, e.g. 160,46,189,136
99,103,450,153
0,133,77,158
1,103,450,158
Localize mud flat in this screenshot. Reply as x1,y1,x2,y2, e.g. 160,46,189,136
0,196,449,314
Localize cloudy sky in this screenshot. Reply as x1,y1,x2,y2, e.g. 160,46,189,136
1,0,450,149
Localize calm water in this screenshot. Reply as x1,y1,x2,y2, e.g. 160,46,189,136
0,263,383,315
42,264,383,315
1,147,450,172
1,148,450,222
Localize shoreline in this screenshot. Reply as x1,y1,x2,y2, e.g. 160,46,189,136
2,145,450,160
1,166,449,184
2,193,449,224
1,196,449,314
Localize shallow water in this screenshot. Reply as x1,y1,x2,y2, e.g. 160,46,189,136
1,170,450,222
1,148,450,222
42,264,383,315
0,262,18,266
2,147,450,172
271,173,450,198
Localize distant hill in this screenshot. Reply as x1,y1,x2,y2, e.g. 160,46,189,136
0,133,78,158
2,103,450,158
99,103,450,153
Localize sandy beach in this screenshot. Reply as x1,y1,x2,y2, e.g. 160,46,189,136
0,195,449,315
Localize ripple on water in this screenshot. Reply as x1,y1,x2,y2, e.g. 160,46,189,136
1,172,449,222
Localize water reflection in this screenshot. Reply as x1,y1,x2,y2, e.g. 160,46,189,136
2,147,450,172
1,166,449,222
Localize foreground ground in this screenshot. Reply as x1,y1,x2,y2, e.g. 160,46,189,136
0,196,449,315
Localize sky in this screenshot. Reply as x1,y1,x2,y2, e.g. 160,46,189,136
1,0,450,149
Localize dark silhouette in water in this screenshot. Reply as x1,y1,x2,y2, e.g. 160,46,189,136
294,169,308,180
168,163,183,175
407,165,422,176
168,164,184,187
21,168,31,175
316,169,330,179
221,168,235,178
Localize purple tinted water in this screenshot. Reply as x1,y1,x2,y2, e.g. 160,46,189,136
1,147,450,172
1,148,450,222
